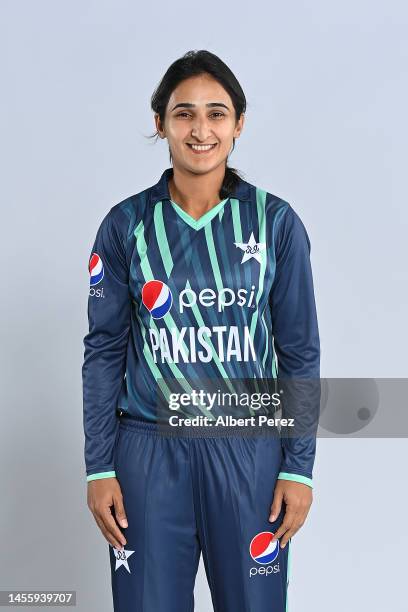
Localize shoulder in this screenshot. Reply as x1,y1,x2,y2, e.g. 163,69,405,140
244,176,310,249
102,185,152,241
244,176,305,227
241,175,289,215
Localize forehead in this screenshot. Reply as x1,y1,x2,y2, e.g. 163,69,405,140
168,74,231,106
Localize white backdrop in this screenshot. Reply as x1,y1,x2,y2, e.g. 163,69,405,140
1,1,407,610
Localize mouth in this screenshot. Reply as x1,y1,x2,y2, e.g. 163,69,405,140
186,143,218,154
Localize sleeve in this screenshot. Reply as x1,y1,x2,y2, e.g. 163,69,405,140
82,206,131,482
269,204,321,489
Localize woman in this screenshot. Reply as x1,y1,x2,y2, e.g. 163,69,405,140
83,49,320,612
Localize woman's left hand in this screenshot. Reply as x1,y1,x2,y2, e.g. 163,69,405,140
269,480,313,548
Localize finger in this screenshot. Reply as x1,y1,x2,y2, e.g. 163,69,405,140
271,509,297,542
113,492,128,529
103,506,128,546
280,532,293,549
280,514,305,548
94,513,124,550
269,486,283,522
99,506,127,548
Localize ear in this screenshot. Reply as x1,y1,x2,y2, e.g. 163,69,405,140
234,112,245,138
154,113,166,139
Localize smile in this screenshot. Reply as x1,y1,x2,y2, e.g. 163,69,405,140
186,143,218,153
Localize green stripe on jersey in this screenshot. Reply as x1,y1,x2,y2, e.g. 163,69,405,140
154,201,174,277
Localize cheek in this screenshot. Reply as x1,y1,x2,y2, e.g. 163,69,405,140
217,135,235,152
218,123,237,142
168,121,190,136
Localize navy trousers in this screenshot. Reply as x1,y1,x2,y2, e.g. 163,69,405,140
109,417,291,612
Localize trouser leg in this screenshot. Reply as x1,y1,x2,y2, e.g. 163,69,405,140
190,434,290,612
110,423,201,612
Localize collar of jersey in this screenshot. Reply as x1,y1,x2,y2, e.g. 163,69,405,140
169,196,230,230
149,167,252,207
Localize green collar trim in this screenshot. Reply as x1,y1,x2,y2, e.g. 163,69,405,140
170,197,229,230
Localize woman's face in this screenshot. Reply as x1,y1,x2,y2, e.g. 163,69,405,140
156,73,244,176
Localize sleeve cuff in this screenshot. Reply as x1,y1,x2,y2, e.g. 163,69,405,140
277,471,313,488
87,470,117,482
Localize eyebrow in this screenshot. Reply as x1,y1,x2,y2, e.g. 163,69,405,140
171,102,229,111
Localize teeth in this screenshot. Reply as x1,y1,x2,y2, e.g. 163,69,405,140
190,144,216,151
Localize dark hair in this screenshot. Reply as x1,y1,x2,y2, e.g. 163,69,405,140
147,50,247,200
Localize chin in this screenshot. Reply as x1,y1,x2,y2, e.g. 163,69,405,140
178,161,216,175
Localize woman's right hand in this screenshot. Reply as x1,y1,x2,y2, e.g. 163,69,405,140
87,478,128,550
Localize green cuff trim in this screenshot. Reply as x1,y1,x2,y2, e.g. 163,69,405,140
87,470,116,482
278,472,313,488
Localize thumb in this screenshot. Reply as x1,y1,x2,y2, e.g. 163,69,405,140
269,485,283,523
113,493,128,529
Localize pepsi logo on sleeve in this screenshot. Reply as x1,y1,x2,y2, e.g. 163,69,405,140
89,253,104,286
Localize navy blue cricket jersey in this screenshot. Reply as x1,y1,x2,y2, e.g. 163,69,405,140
82,167,320,484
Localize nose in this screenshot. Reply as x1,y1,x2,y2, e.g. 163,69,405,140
191,117,214,141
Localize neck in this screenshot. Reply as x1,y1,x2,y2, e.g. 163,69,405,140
168,165,226,214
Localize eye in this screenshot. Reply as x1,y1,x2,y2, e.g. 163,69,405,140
175,111,225,119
